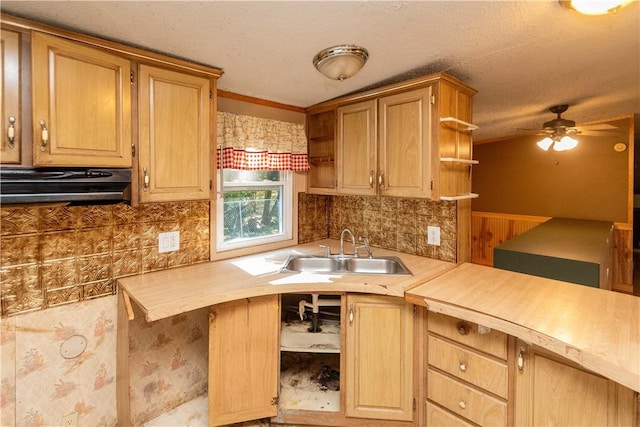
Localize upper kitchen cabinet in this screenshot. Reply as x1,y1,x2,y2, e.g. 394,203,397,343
1,28,22,164
306,72,477,200
378,88,432,198
336,100,377,196
137,64,211,203
31,31,132,167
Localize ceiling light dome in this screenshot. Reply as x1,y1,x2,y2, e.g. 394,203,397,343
313,45,369,81
560,0,633,15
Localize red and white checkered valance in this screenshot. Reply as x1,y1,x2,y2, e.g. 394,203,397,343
216,112,310,171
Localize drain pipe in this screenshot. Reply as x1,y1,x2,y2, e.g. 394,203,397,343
298,294,341,333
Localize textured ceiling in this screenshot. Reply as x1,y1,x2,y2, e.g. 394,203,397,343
2,1,639,141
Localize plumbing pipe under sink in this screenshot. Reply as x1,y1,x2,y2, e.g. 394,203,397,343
299,294,341,332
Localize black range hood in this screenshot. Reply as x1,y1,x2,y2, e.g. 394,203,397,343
0,167,131,205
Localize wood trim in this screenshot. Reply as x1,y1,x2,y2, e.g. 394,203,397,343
116,290,132,426
217,89,305,113
306,72,476,112
1,13,223,78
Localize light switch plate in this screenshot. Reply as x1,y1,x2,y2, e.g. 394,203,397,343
159,231,180,253
427,226,441,246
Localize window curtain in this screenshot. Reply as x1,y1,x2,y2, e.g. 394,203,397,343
216,111,310,171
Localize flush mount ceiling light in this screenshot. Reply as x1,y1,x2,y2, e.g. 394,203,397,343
559,0,633,15
313,45,369,81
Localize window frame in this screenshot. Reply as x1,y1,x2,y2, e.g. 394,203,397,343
216,170,293,252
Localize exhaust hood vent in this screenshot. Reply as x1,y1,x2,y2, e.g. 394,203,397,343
0,167,131,205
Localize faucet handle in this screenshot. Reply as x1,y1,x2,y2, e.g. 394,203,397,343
319,244,332,257
356,237,373,258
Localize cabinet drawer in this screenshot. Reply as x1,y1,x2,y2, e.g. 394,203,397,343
428,312,507,359
427,369,507,427
426,401,474,427
428,335,508,399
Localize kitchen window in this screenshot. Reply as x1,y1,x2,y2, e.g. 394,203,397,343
216,169,292,251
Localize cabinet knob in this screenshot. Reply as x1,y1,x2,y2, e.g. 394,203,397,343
459,362,467,372
39,119,49,152
456,321,470,336
369,171,374,187
7,116,16,148
378,171,385,189
458,400,466,409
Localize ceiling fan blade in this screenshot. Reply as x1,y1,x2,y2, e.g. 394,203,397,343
579,130,624,137
578,123,619,131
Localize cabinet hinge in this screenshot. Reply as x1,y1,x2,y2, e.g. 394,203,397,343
430,94,435,105
210,90,213,99
131,144,136,158
430,180,434,190
271,396,279,405
130,70,135,84
209,179,213,190
413,305,417,316
413,397,417,411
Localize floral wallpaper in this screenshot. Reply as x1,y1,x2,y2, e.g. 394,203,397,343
128,303,208,427
1,296,117,427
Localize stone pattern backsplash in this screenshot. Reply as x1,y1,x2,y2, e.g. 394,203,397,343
299,193,457,262
0,201,210,317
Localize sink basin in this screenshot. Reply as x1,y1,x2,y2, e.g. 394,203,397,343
281,256,342,273
279,255,412,275
344,257,411,274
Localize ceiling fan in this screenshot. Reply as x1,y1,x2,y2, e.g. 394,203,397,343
524,105,620,151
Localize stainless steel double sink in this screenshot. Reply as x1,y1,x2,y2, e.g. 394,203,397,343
279,254,412,275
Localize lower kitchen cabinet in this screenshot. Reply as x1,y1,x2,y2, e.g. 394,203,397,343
426,312,511,426
208,295,280,426
345,294,415,421
514,341,637,427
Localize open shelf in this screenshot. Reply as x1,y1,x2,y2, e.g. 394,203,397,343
280,320,340,353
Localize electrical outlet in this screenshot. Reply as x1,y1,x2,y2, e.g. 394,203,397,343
427,226,441,246
61,412,78,427
158,231,180,253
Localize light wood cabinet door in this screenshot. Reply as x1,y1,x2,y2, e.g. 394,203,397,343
209,295,280,426
378,87,433,198
1,29,21,164
337,100,377,196
138,64,210,202
515,342,637,426
31,32,132,167
345,294,414,421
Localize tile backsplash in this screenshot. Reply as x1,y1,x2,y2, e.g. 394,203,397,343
1,201,210,317
299,193,457,262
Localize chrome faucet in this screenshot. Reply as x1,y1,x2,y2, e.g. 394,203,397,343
340,228,356,256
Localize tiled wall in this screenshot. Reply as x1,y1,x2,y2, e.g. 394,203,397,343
299,193,457,262
1,201,210,317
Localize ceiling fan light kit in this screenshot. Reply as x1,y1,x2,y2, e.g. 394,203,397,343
535,105,581,151
559,0,633,15
313,44,369,81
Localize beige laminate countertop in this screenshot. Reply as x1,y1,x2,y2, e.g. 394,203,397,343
118,239,456,322
406,262,640,393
